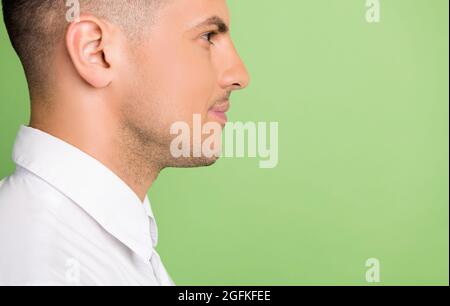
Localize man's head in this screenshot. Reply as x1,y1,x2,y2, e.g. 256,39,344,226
2,0,249,171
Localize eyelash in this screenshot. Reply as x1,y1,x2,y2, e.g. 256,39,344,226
201,31,218,45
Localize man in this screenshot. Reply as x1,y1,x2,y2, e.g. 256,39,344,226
0,0,249,285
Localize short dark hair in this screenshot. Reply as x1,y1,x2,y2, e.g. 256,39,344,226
2,0,160,97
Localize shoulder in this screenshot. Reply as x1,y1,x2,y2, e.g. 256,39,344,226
0,168,127,285
0,168,94,285
0,167,67,223
0,170,65,284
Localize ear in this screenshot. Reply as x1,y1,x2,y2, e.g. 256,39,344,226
65,15,113,88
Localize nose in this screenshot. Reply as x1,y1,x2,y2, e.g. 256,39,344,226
218,41,250,91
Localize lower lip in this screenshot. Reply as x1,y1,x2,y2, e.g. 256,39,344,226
209,111,228,124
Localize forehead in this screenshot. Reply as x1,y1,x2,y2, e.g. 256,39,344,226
156,0,230,31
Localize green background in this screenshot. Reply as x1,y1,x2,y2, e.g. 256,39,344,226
0,0,448,285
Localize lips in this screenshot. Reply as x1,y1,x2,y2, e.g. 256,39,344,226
209,101,230,113
208,101,230,124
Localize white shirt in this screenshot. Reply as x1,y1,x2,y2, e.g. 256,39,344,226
0,125,175,286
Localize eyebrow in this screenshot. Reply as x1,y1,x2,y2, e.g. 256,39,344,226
193,16,229,33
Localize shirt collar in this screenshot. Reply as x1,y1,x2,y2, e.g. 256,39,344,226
12,125,159,261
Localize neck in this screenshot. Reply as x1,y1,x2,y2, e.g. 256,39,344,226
29,98,162,203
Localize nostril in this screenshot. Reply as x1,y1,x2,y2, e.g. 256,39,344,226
232,83,242,90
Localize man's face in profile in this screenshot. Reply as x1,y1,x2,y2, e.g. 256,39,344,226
2,0,250,173
116,0,250,168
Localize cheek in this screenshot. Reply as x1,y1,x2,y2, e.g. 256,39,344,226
123,42,217,142
156,46,216,121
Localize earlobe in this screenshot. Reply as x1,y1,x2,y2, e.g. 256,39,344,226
65,15,112,88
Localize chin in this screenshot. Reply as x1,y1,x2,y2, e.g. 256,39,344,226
169,155,220,169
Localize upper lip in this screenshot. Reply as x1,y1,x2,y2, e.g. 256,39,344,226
209,100,230,113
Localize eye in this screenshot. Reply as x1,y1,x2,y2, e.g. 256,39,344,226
201,31,217,45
